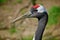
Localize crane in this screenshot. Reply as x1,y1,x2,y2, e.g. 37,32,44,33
11,4,48,40
31,4,48,40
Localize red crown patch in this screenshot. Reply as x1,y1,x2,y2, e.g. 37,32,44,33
32,4,40,9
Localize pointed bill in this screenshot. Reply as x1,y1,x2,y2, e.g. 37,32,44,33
11,11,32,23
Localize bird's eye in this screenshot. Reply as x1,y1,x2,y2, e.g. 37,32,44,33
30,8,38,14
34,10,38,11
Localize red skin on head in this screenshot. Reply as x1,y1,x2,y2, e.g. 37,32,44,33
32,4,40,9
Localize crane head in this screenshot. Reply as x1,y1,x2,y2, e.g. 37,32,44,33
27,4,47,18
11,4,47,23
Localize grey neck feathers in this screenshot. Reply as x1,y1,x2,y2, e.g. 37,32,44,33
35,13,48,40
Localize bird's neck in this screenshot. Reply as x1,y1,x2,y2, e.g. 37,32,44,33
35,13,48,40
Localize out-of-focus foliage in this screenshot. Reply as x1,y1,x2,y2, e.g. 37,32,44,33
31,0,36,5
16,0,22,3
0,0,7,4
0,0,22,5
9,24,17,34
22,36,33,40
48,6,60,25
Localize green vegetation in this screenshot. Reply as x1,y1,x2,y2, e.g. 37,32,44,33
0,0,7,4
0,0,22,5
22,36,33,40
44,36,58,40
9,24,17,34
9,27,16,34
48,6,60,25
16,0,22,3
0,36,2,40
31,0,36,5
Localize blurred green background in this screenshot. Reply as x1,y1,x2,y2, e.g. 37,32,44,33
0,0,60,40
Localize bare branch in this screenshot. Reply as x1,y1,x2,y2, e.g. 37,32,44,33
14,1,31,19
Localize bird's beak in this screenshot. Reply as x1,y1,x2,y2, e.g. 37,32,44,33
11,11,36,23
